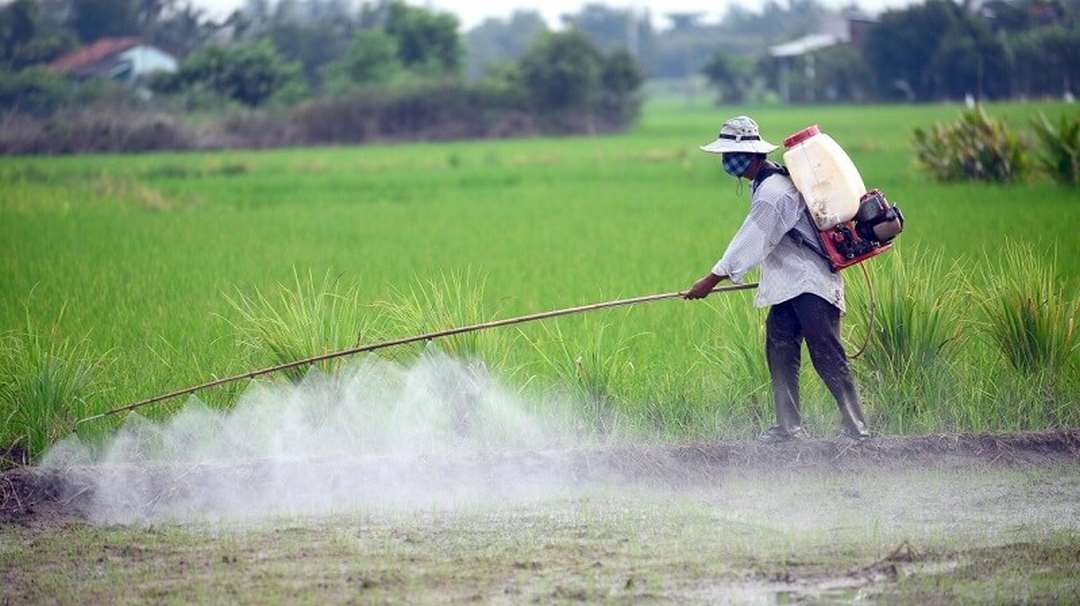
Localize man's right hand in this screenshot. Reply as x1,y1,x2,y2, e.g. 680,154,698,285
684,273,725,299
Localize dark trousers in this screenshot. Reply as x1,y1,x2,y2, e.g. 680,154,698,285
765,293,867,435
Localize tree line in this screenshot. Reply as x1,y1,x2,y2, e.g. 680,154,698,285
700,0,1080,103
0,0,643,153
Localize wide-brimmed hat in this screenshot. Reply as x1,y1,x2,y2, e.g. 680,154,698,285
699,115,778,154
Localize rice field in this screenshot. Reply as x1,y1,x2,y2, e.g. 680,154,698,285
1,100,1078,459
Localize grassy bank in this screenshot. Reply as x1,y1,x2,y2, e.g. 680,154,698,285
1,101,1078,459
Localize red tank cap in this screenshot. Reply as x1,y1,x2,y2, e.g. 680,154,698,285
783,125,821,148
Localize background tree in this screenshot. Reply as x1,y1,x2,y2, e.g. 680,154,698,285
464,11,546,80
384,0,462,75
701,51,750,103
155,40,303,106
519,30,604,114
322,30,400,90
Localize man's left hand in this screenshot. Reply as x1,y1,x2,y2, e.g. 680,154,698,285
684,273,724,299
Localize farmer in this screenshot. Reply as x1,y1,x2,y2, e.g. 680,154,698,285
683,115,870,443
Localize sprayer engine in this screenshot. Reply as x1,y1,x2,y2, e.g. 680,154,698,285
818,189,904,271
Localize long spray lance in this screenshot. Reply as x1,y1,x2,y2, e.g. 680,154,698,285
73,282,759,429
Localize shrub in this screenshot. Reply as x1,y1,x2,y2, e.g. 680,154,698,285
979,244,1078,375
0,308,109,464
156,41,304,108
913,106,1028,182
1031,112,1080,187
0,106,194,154
0,67,72,115
225,270,375,382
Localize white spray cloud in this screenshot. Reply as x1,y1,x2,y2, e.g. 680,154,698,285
42,351,599,525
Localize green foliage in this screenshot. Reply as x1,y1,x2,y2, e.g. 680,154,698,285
522,317,640,435
913,106,1029,182
860,251,964,375
323,30,402,91
377,270,509,369
1,101,1079,450
70,0,140,42
599,49,643,124
1031,112,1080,186
518,30,642,129
979,244,1078,375
385,0,462,76
464,10,547,79
854,250,965,431
156,40,304,107
225,271,374,382
519,30,603,113
0,67,72,114
696,296,772,432
701,51,750,104
0,307,109,464
1006,24,1080,98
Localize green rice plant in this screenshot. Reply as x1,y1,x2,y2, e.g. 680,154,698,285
979,244,1078,375
1031,112,1080,186
0,307,110,464
858,250,964,375
520,315,641,436
224,270,375,382
696,295,772,435
377,269,511,370
913,106,1028,182
853,249,966,432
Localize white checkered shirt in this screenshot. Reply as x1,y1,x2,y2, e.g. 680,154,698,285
711,172,846,312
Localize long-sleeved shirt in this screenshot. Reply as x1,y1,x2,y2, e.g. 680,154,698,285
711,169,845,312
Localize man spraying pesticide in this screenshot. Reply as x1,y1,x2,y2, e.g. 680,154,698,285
73,118,899,439
684,116,903,443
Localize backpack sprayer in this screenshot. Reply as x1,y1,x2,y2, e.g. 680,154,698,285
782,125,905,271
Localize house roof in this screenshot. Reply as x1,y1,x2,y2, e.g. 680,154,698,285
48,37,143,73
769,33,846,58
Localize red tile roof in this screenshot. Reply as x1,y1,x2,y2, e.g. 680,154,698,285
48,37,142,73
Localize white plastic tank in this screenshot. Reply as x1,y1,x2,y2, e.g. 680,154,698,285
782,125,866,230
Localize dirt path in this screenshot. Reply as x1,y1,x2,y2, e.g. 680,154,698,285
3,429,1078,524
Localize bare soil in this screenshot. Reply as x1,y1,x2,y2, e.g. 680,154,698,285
3,428,1078,525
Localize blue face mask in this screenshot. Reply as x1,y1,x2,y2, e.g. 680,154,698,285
722,152,756,178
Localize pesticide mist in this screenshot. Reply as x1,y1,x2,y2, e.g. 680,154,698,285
42,350,601,525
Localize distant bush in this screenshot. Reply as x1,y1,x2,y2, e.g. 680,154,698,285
913,106,1028,182
290,81,536,145
518,31,642,132
153,41,305,108
1031,113,1080,187
0,67,72,115
0,107,194,154
322,30,402,92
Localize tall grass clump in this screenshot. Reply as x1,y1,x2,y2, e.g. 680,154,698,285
521,315,641,436
696,295,772,436
0,309,109,465
855,250,966,432
979,244,1078,376
378,269,511,370
1031,112,1080,186
225,270,374,382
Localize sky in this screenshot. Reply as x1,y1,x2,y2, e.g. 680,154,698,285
190,0,921,29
